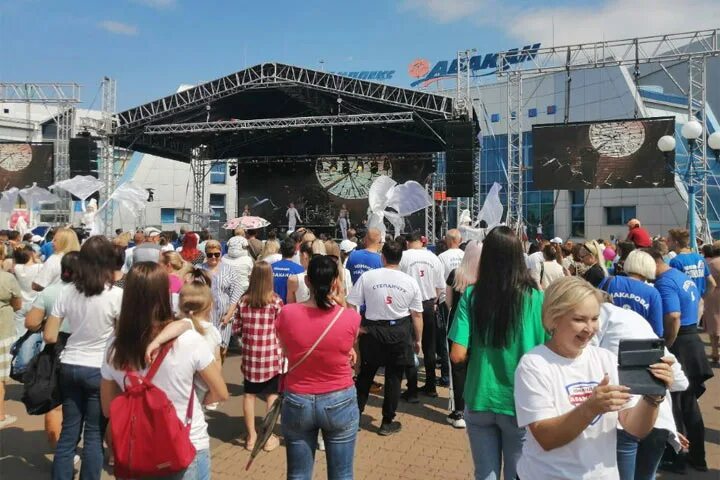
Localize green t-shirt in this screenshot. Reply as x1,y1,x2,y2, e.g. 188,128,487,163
448,285,548,415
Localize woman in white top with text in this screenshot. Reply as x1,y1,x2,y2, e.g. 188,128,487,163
32,228,80,292
101,262,228,480
44,236,123,480
513,276,674,480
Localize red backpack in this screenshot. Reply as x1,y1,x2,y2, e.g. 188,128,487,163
110,341,197,478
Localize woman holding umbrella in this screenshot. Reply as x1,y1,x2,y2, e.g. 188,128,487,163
202,240,242,362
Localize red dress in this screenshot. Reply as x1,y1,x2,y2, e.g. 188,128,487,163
626,227,652,248
235,296,284,383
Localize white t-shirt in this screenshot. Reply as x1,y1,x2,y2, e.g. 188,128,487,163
35,253,63,289
101,330,215,451
262,253,282,265
525,250,544,274
347,267,423,320
14,263,43,305
514,344,638,480
294,272,311,303
535,261,566,290
438,248,464,280
52,284,123,368
592,303,688,451
399,248,445,301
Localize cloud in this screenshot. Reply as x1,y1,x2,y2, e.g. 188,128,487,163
504,0,720,47
98,20,139,36
400,0,484,23
131,0,176,8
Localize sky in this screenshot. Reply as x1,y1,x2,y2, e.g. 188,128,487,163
1,0,719,110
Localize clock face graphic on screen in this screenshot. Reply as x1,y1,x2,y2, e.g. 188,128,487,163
588,121,646,158
0,143,33,172
315,158,392,199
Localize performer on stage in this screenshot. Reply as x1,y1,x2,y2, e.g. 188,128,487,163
242,204,251,217
286,202,302,233
338,203,349,240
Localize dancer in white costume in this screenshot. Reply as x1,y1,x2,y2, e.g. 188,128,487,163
286,202,302,233
338,204,349,240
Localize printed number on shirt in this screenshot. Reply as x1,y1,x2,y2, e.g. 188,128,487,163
385,296,393,305
419,270,425,277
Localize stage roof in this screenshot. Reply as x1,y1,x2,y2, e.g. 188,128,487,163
113,63,462,162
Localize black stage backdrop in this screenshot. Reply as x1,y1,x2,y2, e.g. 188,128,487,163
237,154,433,235
0,143,54,190
532,117,675,189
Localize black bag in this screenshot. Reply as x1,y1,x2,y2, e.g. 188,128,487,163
21,342,63,415
10,329,44,382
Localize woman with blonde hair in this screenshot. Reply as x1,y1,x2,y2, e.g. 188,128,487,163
160,251,188,294
32,227,80,292
235,261,283,451
287,239,326,303
324,240,352,299
260,239,282,265
112,231,132,248
444,240,482,428
513,276,674,479
578,240,607,288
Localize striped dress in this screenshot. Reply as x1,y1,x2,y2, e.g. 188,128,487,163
0,271,21,381
202,262,242,348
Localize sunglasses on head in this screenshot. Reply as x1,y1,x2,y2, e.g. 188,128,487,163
206,252,221,258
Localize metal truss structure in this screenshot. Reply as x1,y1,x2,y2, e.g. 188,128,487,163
455,50,474,120
191,146,209,230
144,112,415,135
495,28,720,240
100,77,117,233
0,82,81,223
116,63,454,131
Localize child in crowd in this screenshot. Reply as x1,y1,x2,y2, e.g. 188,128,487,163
234,261,284,452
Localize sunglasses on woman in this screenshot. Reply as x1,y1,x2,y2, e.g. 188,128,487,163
206,252,222,258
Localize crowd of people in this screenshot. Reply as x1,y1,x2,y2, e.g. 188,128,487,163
0,216,715,479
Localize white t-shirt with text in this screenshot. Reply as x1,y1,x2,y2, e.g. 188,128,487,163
347,267,423,320
438,248,464,280
101,330,215,451
35,253,63,289
514,344,638,480
399,248,445,301
52,284,123,368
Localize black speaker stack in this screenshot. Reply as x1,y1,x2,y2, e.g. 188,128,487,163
445,120,475,197
69,135,99,178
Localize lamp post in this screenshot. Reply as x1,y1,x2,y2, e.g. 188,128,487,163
677,120,702,250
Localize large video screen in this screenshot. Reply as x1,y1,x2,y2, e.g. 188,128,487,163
532,117,675,189
0,142,54,190
236,153,433,234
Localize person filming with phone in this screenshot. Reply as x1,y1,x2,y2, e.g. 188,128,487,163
513,277,675,479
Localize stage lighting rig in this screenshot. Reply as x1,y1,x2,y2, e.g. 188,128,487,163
229,164,237,176
146,188,155,202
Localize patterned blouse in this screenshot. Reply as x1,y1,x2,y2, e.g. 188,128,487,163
235,295,284,383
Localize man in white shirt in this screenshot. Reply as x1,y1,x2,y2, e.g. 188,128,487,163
438,229,464,280
348,240,423,437
399,230,445,400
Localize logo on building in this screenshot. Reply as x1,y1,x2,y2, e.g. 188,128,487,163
409,43,542,88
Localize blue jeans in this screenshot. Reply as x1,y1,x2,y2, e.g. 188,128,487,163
616,428,669,480
143,449,211,480
52,364,107,480
465,410,525,480
281,386,359,480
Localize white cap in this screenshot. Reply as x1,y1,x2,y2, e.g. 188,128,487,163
340,239,357,253
31,235,43,243
144,227,161,237
550,237,563,244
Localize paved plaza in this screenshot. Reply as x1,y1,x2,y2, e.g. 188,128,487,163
1,340,719,479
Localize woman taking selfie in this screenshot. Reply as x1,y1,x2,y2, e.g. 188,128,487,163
514,276,674,479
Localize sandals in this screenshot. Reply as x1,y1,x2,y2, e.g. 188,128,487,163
263,434,280,452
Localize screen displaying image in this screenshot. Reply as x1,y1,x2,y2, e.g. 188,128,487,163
0,142,54,190
532,117,675,189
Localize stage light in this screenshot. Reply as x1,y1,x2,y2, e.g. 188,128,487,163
330,160,338,172
229,164,237,176
657,135,676,153
342,161,351,174
146,188,155,202
370,161,379,174
357,162,364,172
681,120,703,140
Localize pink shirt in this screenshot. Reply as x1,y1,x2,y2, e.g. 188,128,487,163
169,274,184,294
276,304,360,395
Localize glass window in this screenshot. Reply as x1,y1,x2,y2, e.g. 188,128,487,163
209,194,226,220
210,162,226,184
605,206,636,225
160,208,175,224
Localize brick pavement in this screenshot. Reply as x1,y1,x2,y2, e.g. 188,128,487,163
1,341,719,479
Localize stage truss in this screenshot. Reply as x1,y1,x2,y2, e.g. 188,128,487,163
494,28,720,240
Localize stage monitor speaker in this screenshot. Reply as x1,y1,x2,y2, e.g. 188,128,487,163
446,148,474,173
445,120,474,149
69,137,99,177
